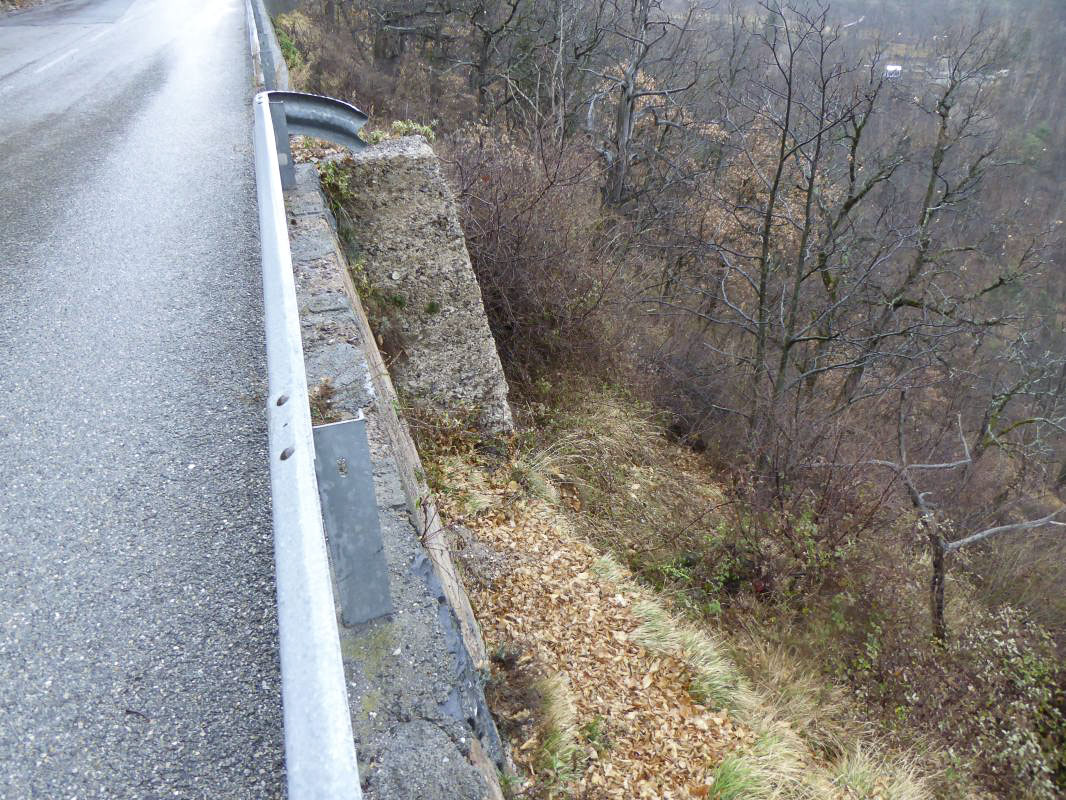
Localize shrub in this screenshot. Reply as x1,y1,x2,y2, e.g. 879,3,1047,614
273,18,305,73
440,130,624,388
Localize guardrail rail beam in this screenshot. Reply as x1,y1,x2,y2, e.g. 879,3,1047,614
253,91,363,800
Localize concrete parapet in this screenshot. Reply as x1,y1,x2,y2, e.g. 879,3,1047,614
329,137,514,434
285,163,504,800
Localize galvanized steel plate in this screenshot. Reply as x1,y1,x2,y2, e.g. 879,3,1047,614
313,416,393,626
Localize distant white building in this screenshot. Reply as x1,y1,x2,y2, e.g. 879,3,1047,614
885,64,903,79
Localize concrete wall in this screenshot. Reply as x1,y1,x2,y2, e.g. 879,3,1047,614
286,164,504,800
331,137,514,434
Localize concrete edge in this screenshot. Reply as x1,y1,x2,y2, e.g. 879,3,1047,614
318,194,492,672
249,0,290,91
340,246,491,670
331,194,503,800
288,163,504,800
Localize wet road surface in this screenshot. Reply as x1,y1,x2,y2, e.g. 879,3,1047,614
0,0,284,796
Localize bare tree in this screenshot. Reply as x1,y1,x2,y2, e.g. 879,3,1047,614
869,389,1065,640
582,0,705,205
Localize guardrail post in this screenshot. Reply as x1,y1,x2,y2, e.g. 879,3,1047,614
268,97,296,189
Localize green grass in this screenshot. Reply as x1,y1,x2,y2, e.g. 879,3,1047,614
272,18,305,72
708,756,758,799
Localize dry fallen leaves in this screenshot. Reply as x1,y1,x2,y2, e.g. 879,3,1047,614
435,457,751,799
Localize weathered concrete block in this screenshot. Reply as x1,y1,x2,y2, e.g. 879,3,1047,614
336,137,514,433
374,721,488,800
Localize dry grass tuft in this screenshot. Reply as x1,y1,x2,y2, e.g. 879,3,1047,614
594,554,834,800
308,377,342,424
629,595,747,709
535,673,581,785
730,631,852,761
418,392,941,799
830,746,932,800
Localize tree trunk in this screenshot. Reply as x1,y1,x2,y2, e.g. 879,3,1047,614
472,26,491,115
605,81,634,205
928,526,947,641
839,86,954,406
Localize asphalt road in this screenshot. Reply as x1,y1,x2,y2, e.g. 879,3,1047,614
0,1,285,797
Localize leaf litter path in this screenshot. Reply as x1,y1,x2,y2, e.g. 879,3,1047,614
435,457,751,799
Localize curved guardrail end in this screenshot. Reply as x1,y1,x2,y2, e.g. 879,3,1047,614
264,90,370,152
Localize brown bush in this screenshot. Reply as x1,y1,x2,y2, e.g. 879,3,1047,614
440,129,625,389
275,10,474,126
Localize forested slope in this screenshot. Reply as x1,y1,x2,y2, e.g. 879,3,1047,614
280,1,1066,796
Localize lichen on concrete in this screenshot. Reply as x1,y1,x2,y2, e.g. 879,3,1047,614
326,136,514,434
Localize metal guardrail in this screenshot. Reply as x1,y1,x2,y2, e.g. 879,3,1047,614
253,92,364,800
267,91,369,151
247,1,373,793
249,0,289,91
264,91,368,188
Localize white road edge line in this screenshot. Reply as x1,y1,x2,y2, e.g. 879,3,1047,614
34,48,79,75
